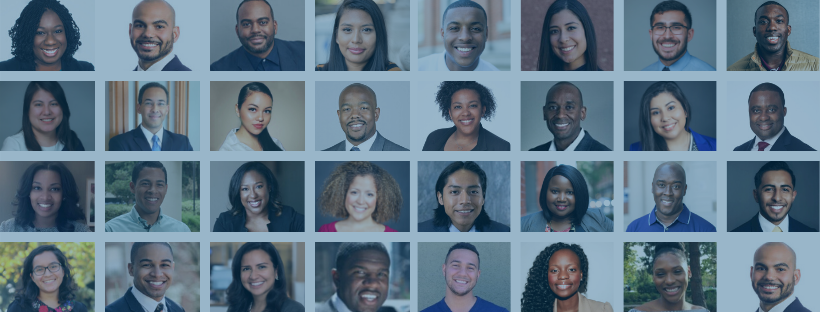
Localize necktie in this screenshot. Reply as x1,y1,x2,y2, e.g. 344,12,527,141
757,141,770,151
773,226,782,232
350,146,360,151
154,302,164,312
152,134,161,151
662,66,670,71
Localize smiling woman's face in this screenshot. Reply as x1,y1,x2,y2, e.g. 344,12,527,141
33,9,67,68
652,252,690,305
449,89,485,136
29,89,63,137
549,9,587,70
649,92,687,141
547,249,582,299
31,251,64,295
545,175,575,219
336,9,376,71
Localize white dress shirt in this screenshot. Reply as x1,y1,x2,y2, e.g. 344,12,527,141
449,223,476,232
758,212,790,232
332,293,353,312
344,131,378,151
757,293,796,312
751,126,785,151
140,124,163,150
418,51,499,71
137,53,177,71
548,128,585,151
131,286,167,312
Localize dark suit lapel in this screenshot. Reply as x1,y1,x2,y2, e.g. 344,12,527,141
236,48,255,71
370,133,385,151
574,132,592,151
771,129,792,151
161,129,174,151
751,214,763,232
124,288,145,312
131,128,152,151
276,42,294,71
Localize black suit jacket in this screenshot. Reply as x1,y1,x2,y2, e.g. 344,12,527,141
134,55,191,71
323,132,408,151
759,297,812,312
734,128,816,151
0,56,94,71
529,130,611,151
422,124,510,151
105,287,185,312
731,213,818,232
210,39,306,71
109,127,193,151
213,205,304,232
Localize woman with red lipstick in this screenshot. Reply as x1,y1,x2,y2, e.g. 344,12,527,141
318,161,402,232
219,82,285,151
0,0,94,71
521,164,613,232
629,243,709,312
225,242,304,312
0,162,90,232
537,0,601,71
423,81,510,151
522,243,612,312
629,81,716,151
5,245,88,312
315,0,400,71
2,82,85,151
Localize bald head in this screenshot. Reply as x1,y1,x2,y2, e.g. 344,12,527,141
339,83,378,108
546,82,583,106
133,0,176,24
754,242,797,268
654,162,686,185
337,83,380,144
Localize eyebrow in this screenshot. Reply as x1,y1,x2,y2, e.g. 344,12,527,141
447,184,480,189
449,259,477,266
340,22,374,27
656,179,683,184
553,21,579,27
32,181,61,186
139,259,173,263
548,100,575,105
138,178,166,183
134,19,169,26
761,183,792,188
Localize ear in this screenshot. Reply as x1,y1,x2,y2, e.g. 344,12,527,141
792,189,797,201
437,191,444,206
786,25,791,37
235,24,239,37
441,263,446,276
543,105,548,121
794,268,801,286
682,184,687,196
753,189,760,204
750,265,754,281
687,266,692,279
687,28,694,42
236,103,241,118
440,27,445,39
374,107,380,122
752,25,757,36
273,20,278,36
129,23,133,37
481,105,486,118
172,26,180,43
128,263,134,277
130,182,136,194
331,268,340,287
782,106,787,117
580,106,587,121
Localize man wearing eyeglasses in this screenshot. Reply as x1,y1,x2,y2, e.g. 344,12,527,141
643,0,715,71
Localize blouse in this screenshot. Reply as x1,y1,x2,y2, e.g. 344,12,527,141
318,220,398,232
0,218,91,232
219,128,285,151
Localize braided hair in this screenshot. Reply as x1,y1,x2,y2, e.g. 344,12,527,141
522,243,589,312
8,0,82,64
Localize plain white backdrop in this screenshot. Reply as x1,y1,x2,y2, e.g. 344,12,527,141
519,242,614,306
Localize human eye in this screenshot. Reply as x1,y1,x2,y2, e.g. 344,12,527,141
549,29,559,35
767,107,776,113
651,110,659,116
672,184,680,190
449,190,459,195
36,30,45,35
569,268,576,272
362,27,373,33
249,107,256,112
776,19,784,24
752,108,761,113
50,187,61,192
667,105,675,111
777,267,786,272
672,26,683,31
161,263,171,268
567,190,573,195
242,22,251,27
764,187,774,192
142,263,152,268
342,27,352,33
242,267,250,271
567,26,576,31
264,109,271,114
549,268,558,273
453,105,462,110
260,20,268,26
657,183,665,188
471,26,483,32
32,186,42,191
758,19,768,25
449,26,459,31
548,105,558,111
156,25,165,29
361,106,369,110
551,189,558,194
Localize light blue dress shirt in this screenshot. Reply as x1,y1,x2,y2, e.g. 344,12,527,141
105,206,191,232
642,51,716,71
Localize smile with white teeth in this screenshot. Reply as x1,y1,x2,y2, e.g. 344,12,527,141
454,279,468,284
140,42,158,47
148,281,165,286
42,48,58,57
146,197,159,202
455,209,474,215
249,200,261,208
769,205,784,212
459,118,474,125
662,43,677,47
561,46,575,52
42,279,57,284
38,203,53,208
361,294,378,300
767,37,779,43
41,118,54,121
556,284,571,290
762,285,779,290
348,123,364,130
352,206,367,212
456,47,473,52
663,286,681,294
758,123,772,130
662,123,676,131
250,281,264,286
661,199,673,205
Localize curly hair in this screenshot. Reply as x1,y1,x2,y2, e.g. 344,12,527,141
522,243,589,312
16,245,79,309
8,0,82,64
13,162,84,231
435,81,496,122
320,161,402,224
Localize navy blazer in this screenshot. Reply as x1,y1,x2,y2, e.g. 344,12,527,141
630,128,716,151
529,130,611,151
731,213,818,232
109,127,193,151
733,127,816,151
418,218,510,232
0,56,94,71
210,39,306,71
422,124,510,151
134,55,191,71
323,132,408,151
105,287,185,312
782,298,811,312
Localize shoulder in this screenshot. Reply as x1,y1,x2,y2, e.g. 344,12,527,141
386,61,401,71
164,215,192,232
165,55,191,71
734,137,754,151
105,213,133,232
520,212,545,232
165,297,185,312
626,214,648,232
418,219,438,232
70,301,89,312
581,132,612,151
474,296,508,311
105,294,129,311
279,298,305,312
276,39,306,51
6,299,24,312
210,47,243,70
790,48,820,68
728,51,757,71
689,211,716,232
485,220,511,232
687,55,716,71
730,215,755,232
0,57,29,70
480,127,511,151
1,132,26,151
418,53,444,71
380,136,409,151
213,210,236,231
318,222,337,232
165,130,193,150
784,132,816,151
477,58,500,71
789,216,818,232
629,141,642,151
691,130,717,151
422,127,454,151
384,224,398,232
322,140,345,151
529,142,551,151
69,220,92,232
65,58,95,71
277,205,304,232
0,218,18,232
641,60,659,71
580,294,613,312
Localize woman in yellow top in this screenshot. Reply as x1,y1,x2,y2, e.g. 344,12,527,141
315,0,400,71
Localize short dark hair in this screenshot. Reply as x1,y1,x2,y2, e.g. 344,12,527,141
638,81,692,151
442,0,487,25
236,0,274,23
754,161,796,189
335,242,389,271
435,81,497,121
444,242,480,269
13,162,83,231
748,82,785,106
138,82,169,104
228,161,283,217
130,242,174,264
650,0,692,27
756,1,789,23
131,161,168,184
8,0,82,64
539,165,589,223
432,161,492,230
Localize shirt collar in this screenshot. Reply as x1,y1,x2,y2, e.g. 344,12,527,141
665,51,693,71
345,131,379,151
140,124,163,150
332,293,353,312
752,126,786,151
649,204,691,228
549,128,585,151
130,205,164,227
758,212,789,232
449,223,477,232
131,286,166,312
137,53,176,71
242,45,280,68
758,293,796,312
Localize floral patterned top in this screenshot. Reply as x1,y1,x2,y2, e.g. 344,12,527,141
34,299,76,312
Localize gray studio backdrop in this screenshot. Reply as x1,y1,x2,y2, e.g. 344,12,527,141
0,81,95,151
417,161,511,227
726,161,819,231
726,0,819,67
623,81,716,151
520,81,613,151
624,0,716,70
209,0,306,64
417,242,511,311
209,161,305,231
315,81,410,151
314,161,411,232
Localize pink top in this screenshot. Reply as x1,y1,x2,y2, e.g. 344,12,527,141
318,221,398,232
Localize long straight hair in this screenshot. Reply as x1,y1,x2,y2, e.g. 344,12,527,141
537,0,598,71
13,162,84,231
22,82,83,151
16,245,79,310
237,82,282,151
638,81,692,151
319,0,390,71
226,242,289,312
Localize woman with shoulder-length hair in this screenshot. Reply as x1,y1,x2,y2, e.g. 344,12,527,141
522,243,612,312
2,81,85,151
521,164,613,232
628,242,709,312
226,242,304,312
219,82,286,151
629,81,716,151
318,161,403,232
315,0,400,71
0,0,94,71
537,0,601,71
0,161,90,232
213,162,304,232
6,245,89,312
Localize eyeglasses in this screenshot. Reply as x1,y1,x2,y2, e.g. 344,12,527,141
33,263,62,276
652,25,689,35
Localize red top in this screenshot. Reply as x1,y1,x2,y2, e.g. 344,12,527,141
318,221,398,232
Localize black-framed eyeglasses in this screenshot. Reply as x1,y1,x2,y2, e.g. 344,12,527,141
33,263,62,276
652,25,689,35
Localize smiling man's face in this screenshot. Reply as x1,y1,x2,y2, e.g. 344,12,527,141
441,7,487,71
754,170,796,225
129,243,174,301
137,87,169,133
753,4,791,55
748,90,786,141
338,85,379,145
129,0,179,68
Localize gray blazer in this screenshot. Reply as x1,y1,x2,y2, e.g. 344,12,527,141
521,208,613,232
323,132,408,151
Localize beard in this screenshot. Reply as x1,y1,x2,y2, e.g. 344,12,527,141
132,33,175,62
653,37,688,63
756,276,795,304
240,33,275,55
446,280,474,296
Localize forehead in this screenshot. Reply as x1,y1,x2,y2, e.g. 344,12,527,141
137,167,165,181
653,10,686,25
340,87,376,106
33,251,59,265
444,7,486,24
549,248,580,265
654,164,684,181
446,248,478,263
548,175,572,188
754,244,795,266
757,4,788,19
133,1,174,23
547,84,581,102
241,249,272,265
654,252,684,267
238,0,272,19
350,175,376,188
39,9,63,26
134,243,173,260
749,90,783,107
241,170,265,183
650,92,678,108
143,87,168,100
339,8,373,24
451,89,480,103
33,169,60,182
243,91,273,107
31,89,57,102
760,170,793,185
343,249,390,269
446,169,480,186
550,9,581,26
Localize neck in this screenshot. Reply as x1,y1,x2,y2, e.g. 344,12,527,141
655,208,682,226
564,58,586,71
142,123,163,135
33,214,58,228
760,296,790,312
665,130,691,151
246,206,269,220
444,291,476,310
758,45,786,69
35,60,62,71
554,132,580,151
555,292,580,312
454,222,473,232
454,126,480,141
445,54,479,71
137,207,160,225
348,132,375,147
658,298,687,311
38,291,60,305
32,128,59,147
346,59,366,71
251,294,267,312
549,215,573,231
235,127,260,146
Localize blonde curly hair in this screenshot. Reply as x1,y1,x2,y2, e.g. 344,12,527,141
320,161,402,223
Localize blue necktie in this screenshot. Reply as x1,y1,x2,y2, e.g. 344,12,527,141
152,134,161,151
350,146,360,151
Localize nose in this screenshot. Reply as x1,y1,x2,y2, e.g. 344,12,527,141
558,269,568,280
43,105,54,116
352,29,363,44
458,27,471,41
665,273,676,284
663,185,673,196
355,193,364,204
558,191,567,201
772,189,782,202
45,32,57,46
459,191,471,204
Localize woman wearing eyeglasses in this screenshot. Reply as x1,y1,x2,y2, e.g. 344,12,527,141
6,245,88,312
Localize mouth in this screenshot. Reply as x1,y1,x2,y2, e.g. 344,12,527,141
249,35,266,44
248,200,262,208
40,118,56,124
351,206,369,213
253,124,264,129
148,114,163,120
766,36,780,44
458,118,475,126
663,286,681,295
662,122,677,132
347,122,365,131
759,283,781,293
137,41,160,51
146,197,159,204
556,283,572,290
454,46,476,57
147,280,167,289
37,203,54,209
551,120,570,131
659,41,679,51
757,123,773,131
249,281,265,288
348,48,365,55
454,208,475,216
454,278,469,284
559,45,575,54
768,205,785,214
660,198,674,206
41,48,59,57
359,292,380,304
554,205,569,211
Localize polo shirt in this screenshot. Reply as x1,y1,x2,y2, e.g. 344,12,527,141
626,204,715,232
421,296,509,312
105,206,191,232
